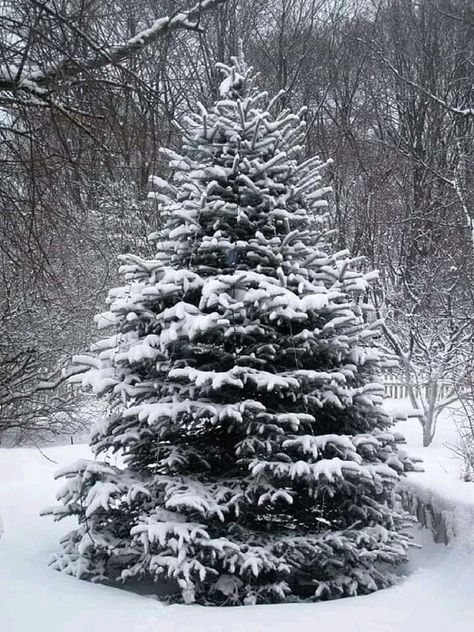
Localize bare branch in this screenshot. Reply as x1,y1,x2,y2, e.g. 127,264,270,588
355,36,474,119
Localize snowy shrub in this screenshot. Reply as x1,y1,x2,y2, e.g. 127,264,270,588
44,56,419,605
450,378,474,482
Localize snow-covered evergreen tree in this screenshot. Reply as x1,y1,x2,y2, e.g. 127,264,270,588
45,56,418,605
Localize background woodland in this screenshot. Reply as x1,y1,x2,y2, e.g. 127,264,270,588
1,0,473,447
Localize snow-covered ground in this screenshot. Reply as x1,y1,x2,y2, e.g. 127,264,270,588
1,406,473,632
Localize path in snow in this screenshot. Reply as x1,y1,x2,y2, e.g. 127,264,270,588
0,415,473,632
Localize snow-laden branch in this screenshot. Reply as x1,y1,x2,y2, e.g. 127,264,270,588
381,313,474,446
0,0,228,98
0,363,87,408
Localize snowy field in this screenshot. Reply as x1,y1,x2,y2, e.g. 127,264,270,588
1,406,473,632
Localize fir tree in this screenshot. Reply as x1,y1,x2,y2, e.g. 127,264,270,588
45,57,418,605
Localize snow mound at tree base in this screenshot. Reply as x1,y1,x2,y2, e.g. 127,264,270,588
1,439,474,631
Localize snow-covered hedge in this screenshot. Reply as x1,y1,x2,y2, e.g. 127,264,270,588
401,475,474,552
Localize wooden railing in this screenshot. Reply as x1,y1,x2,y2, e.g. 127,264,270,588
380,376,455,401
